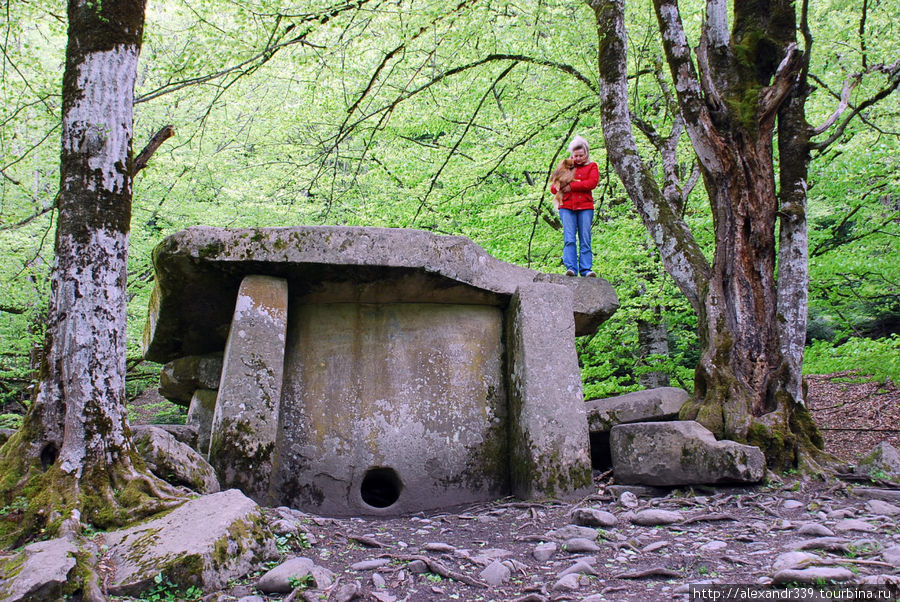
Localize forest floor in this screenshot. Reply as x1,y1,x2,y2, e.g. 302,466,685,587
116,372,898,602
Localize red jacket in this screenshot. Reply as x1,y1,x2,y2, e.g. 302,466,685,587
551,161,599,211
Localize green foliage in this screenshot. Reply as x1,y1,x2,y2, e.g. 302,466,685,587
287,574,314,589
135,572,202,602
0,414,23,430
804,335,900,383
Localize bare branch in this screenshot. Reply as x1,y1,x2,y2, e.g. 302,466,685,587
811,60,900,151
0,204,54,232
810,74,861,136
413,63,517,223
705,0,729,48
133,125,175,175
759,43,800,127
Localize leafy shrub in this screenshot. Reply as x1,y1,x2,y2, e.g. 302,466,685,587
804,335,899,383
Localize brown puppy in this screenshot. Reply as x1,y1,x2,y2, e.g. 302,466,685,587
550,157,576,209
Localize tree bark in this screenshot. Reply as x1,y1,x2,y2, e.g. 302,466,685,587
590,0,826,469
0,0,183,548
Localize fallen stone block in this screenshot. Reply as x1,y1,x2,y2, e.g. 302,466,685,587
132,425,220,494
610,421,765,486
586,387,689,432
104,489,277,595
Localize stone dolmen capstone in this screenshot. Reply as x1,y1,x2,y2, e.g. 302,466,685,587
143,226,618,515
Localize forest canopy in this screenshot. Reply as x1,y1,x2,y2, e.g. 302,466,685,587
0,0,897,414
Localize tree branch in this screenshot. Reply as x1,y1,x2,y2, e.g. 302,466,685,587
132,125,175,175
810,60,900,151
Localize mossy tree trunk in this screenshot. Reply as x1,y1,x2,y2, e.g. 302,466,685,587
0,0,184,548
589,0,827,469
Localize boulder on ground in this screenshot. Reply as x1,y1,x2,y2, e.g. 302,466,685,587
132,425,219,493
104,489,277,595
610,421,765,486
585,387,688,432
159,354,224,405
853,442,900,481
0,538,78,602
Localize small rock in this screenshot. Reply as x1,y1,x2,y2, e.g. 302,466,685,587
372,573,386,588
772,567,854,585
350,559,391,571
557,559,598,578
883,545,900,568
773,551,820,571
619,491,639,508
834,519,876,533
699,540,727,552
331,583,362,602
642,541,668,553
630,509,684,526
571,508,618,528
309,565,334,589
257,558,315,594
533,542,557,562
782,500,804,510
547,525,599,541
796,523,834,537
563,537,601,553
794,537,850,552
552,573,582,591
479,560,511,586
406,560,428,574
237,596,265,602
866,500,900,516
422,542,456,553
827,508,854,520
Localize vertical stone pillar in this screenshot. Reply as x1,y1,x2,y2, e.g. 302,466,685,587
208,275,288,503
187,388,218,457
506,282,592,499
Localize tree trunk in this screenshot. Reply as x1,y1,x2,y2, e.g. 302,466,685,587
590,0,826,470
0,0,183,549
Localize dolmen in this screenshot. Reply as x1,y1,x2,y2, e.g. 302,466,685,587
143,226,618,515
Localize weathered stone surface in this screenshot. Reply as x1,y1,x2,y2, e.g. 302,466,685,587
187,388,217,456
585,387,689,432
143,227,618,360
149,424,198,448
257,557,315,593
854,442,900,480
0,428,14,446
0,538,78,602
158,354,223,405
506,283,592,500
571,507,618,528
143,227,618,515
771,567,855,584
104,489,277,594
610,421,765,486
272,302,508,515
132,425,220,494
209,275,288,503
480,560,511,586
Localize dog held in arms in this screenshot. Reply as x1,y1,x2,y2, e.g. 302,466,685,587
550,157,575,209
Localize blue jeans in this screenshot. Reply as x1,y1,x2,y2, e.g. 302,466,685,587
560,208,593,275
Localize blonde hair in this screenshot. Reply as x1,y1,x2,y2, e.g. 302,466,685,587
568,135,589,155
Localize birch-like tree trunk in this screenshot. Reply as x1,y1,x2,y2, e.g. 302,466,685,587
0,0,183,548
590,0,826,469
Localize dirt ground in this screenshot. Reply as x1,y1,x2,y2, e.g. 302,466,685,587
120,373,898,602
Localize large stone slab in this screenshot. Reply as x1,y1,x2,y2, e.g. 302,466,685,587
142,226,618,361
610,421,765,486
209,275,288,502
586,387,689,432
506,283,592,499
271,302,508,515
104,489,277,595
158,354,223,406
0,538,78,601
132,425,220,494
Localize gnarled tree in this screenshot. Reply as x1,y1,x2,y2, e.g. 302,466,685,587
0,0,184,548
590,0,898,469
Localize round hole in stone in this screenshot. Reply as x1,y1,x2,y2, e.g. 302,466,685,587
360,467,402,509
